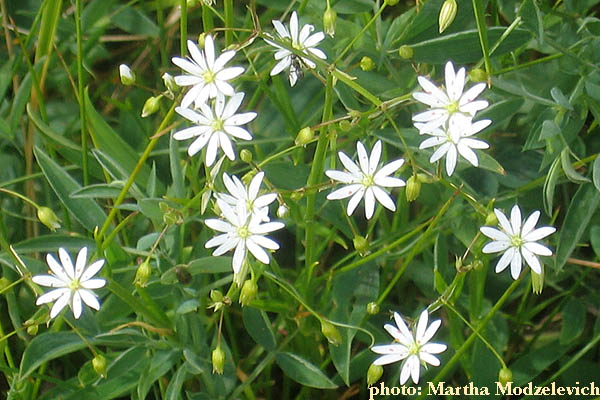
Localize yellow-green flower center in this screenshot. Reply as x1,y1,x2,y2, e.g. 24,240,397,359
446,100,460,114
361,174,375,188
211,119,225,131
510,235,524,248
69,278,81,291
203,70,216,83
237,226,250,239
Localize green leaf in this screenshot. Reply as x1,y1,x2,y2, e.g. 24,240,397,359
560,148,590,184
590,225,600,259
19,332,88,381
137,349,181,400
94,347,149,399
555,183,600,271
275,352,337,389
112,6,159,37
27,104,80,150
243,307,277,351
511,340,572,386
560,298,586,344
551,87,573,110
592,156,600,192
187,256,234,275
543,156,561,216
176,299,200,314
518,0,544,44
165,362,189,400
34,146,107,232
11,235,95,254
70,183,124,199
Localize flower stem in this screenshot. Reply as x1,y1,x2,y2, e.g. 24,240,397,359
472,0,492,85
75,0,88,185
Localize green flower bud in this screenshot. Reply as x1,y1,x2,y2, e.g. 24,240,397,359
277,204,289,218
339,120,352,132
141,95,161,118
366,302,380,315
186,0,199,7
290,191,303,201
405,175,421,202
455,256,464,272
162,72,178,93
240,149,253,163
472,259,484,271
353,235,370,257
198,33,206,49
295,126,314,146
92,354,107,378
134,260,152,287
531,266,544,295
498,367,513,385
367,363,384,385
416,173,434,184
385,0,399,5
26,323,38,336
469,68,488,83
485,211,498,226
320,320,342,346
239,279,258,306
210,289,224,303
119,64,135,86
37,207,61,231
323,6,337,38
360,56,375,71
212,346,225,374
398,45,413,60
438,0,458,34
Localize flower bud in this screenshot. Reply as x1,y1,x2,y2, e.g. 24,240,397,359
240,149,253,163
92,354,107,378
320,320,342,346
295,126,314,146
385,0,399,5
197,33,206,49
405,175,421,202
277,204,289,218
134,260,152,287
469,68,488,83
290,191,303,201
119,64,135,86
323,6,337,38
485,211,498,226
455,256,463,272
239,279,258,306
531,266,544,295
212,346,225,374
472,259,484,271
210,289,224,303
353,235,369,257
37,207,61,231
360,56,375,71
367,364,384,385
498,367,513,385
162,72,178,93
438,0,458,34
398,45,413,60
27,323,38,336
339,120,352,132
366,302,380,315
141,95,161,118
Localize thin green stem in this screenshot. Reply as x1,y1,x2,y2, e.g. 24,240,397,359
180,0,187,55
224,0,233,46
472,0,492,82
75,0,88,185
0,187,40,210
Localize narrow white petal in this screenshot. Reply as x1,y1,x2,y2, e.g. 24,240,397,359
510,250,523,280
79,289,101,310
205,219,234,232
213,50,237,72
419,136,447,149
482,240,511,253
460,138,489,149
524,226,556,242
232,241,246,273
224,126,253,141
420,319,441,344
338,152,362,177
272,20,290,39
415,310,429,342
188,133,212,157
346,188,365,216
58,248,76,280
372,186,396,212
251,235,280,250
375,177,406,188
247,239,271,264
271,57,291,76
521,247,542,274
81,278,106,289
373,353,406,366
371,343,408,356
303,32,325,48
46,254,70,282
494,209,514,236
80,259,105,282
356,141,370,174
369,140,382,175
495,247,516,273
216,66,245,81
218,133,236,161
457,142,479,166
203,35,215,68
408,355,421,384
429,142,451,163
252,222,285,235
49,292,70,319
445,145,458,176
521,211,540,237
32,275,67,288
74,247,88,279
375,159,405,180
205,234,232,248
417,76,450,104
72,291,83,319
325,170,356,184
290,11,299,42
459,83,486,105
227,112,257,126
480,227,510,242
36,288,70,305
421,343,447,354
393,312,414,345
523,241,553,256
364,188,376,219
413,92,446,108
205,134,220,166
510,205,522,235
327,184,362,200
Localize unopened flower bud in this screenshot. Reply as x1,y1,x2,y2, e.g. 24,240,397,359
367,363,384,385
455,256,463,272
485,211,498,226
119,64,135,86
25,319,38,336
438,0,458,33
295,126,314,146
320,320,342,346
212,346,225,374
405,175,421,202
469,68,488,83
323,6,337,38
240,149,253,163
37,207,61,231
92,354,107,378
353,235,369,257
134,260,152,287
162,72,178,93
472,259,484,271
398,45,413,60
277,204,289,218
210,289,224,303
360,56,375,71
498,367,513,385
290,191,303,201
366,302,380,315
339,120,352,132
385,0,399,5
141,95,161,118
239,279,258,306
197,33,206,48
531,266,544,295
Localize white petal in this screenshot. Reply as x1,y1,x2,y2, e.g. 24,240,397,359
325,170,356,184
459,82,486,105
371,343,408,356
213,50,237,72
510,250,523,279
520,211,540,237
290,11,299,42
303,32,325,48
232,241,246,273
327,184,362,200
212,237,240,256
415,310,429,342
356,141,370,174
307,47,327,60
364,188,376,219
252,221,284,235
510,205,522,236
72,291,82,319
247,239,271,264
459,138,489,149
375,158,404,180
205,134,220,166
412,109,448,123
369,140,382,175
373,353,406,366
495,247,515,273
58,248,75,280
413,92,446,108
75,247,88,279
338,151,362,177
460,100,489,115
524,226,556,242
521,247,542,274
272,20,290,39
420,136,447,149
375,177,406,188
271,57,291,76
523,241,553,256
81,278,106,289
36,288,70,305
253,193,277,209
420,319,441,344
251,235,280,250
46,253,70,282
216,66,244,81
49,291,70,319
494,209,513,236
79,289,101,310
205,219,234,233
32,275,67,288
203,35,215,68
372,186,396,212
480,227,510,242
445,145,458,176
346,188,365,217
420,352,441,367
482,240,511,253
430,142,451,163
417,76,450,104
421,343,447,354
218,133,236,161
393,312,414,345
81,259,105,282
456,142,480,166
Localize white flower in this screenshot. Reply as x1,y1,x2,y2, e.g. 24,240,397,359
371,310,447,385
205,199,284,274
119,64,135,86
480,205,556,280
216,172,277,221
413,61,489,132
32,247,106,320
265,11,327,86
172,36,244,108
174,92,256,165
325,140,405,220
417,115,491,176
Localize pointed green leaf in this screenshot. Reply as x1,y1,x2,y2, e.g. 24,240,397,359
275,352,337,389
243,307,276,351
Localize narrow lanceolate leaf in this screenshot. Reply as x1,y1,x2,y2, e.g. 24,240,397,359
275,352,338,389
34,146,106,232
560,148,590,184
592,155,600,192
543,156,561,216
555,183,600,271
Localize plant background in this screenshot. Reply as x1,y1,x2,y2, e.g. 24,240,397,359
1,0,600,399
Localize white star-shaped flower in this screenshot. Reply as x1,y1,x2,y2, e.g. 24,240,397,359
216,172,277,221
172,36,245,108
325,140,405,220
417,115,491,176
32,247,106,319
205,199,284,274
371,310,447,385
480,205,556,280
174,92,256,165
413,61,489,132
264,11,327,86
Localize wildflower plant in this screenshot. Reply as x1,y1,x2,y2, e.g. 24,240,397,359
2,1,599,398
